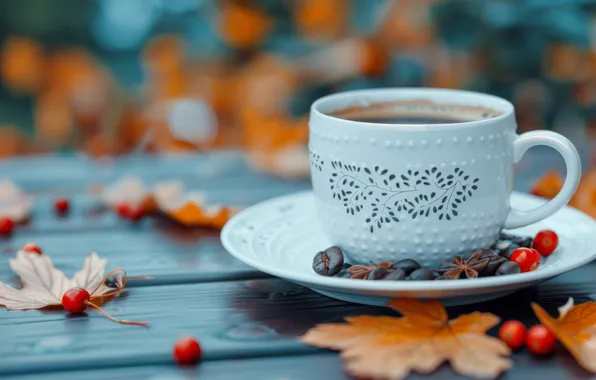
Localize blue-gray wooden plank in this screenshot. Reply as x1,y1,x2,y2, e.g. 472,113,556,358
1,183,311,234
0,229,267,286
0,279,379,375
2,264,596,377
0,147,592,380
0,152,311,194
0,147,578,194
4,350,594,380
3,354,345,380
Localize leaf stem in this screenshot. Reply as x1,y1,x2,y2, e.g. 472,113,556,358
88,301,149,327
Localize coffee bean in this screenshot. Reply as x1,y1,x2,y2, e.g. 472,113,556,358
477,249,507,276
495,261,521,276
477,248,498,260
501,233,533,248
499,244,520,260
312,247,344,276
368,267,388,280
326,246,343,258
483,257,507,276
493,240,513,256
407,268,435,281
393,259,421,276
382,269,406,281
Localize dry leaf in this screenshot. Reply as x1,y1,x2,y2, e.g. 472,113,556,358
532,298,596,372
0,180,32,222
568,170,596,219
99,176,183,214
301,298,511,379
100,176,152,209
0,251,147,326
531,170,596,218
530,170,564,199
246,145,311,179
153,182,238,228
0,251,115,310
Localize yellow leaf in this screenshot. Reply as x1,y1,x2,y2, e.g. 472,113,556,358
301,298,511,380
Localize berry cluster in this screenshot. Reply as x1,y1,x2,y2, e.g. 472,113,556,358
499,320,557,356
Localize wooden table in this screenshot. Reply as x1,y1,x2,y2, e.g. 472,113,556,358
1,149,594,380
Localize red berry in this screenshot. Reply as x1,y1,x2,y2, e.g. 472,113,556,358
61,288,90,313
55,198,70,215
533,230,559,257
126,207,145,222
498,320,527,350
509,248,541,273
23,243,42,255
116,203,144,222
115,203,131,218
526,324,557,356
173,336,202,366
0,217,14,236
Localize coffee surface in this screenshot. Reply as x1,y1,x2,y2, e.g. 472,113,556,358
328,99,502,124
342,116,470,124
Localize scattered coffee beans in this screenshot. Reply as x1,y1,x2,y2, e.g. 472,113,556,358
312,232,539,281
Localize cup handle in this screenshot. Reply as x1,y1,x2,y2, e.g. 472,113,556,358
504,130,581,229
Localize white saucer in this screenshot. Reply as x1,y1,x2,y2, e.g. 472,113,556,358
221,191,596,306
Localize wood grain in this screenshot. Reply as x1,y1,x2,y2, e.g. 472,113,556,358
0,227,267,286
3,354,346,380
2,153,310,194
4,350,595,380
1,264,596,376
3,183,310,234
0,278,382,375
0,149,593,379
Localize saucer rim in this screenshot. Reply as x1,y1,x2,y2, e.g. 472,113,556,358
221,190,596,292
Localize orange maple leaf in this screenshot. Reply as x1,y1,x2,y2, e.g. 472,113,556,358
530,170,564,199
300,299,511,380
153,182,238,228
532,298,596,372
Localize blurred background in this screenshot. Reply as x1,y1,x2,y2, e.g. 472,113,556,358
1,0,596,162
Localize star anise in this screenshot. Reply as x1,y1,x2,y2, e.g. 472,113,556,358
347,261,394,279
438,250,490,279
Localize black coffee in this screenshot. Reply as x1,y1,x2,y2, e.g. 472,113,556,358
327,99,502,124
343,115,470,124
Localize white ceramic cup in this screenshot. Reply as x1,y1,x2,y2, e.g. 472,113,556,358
308,88,581,267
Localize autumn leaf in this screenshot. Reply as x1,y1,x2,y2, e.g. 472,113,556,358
532,298,596,372
0,250,147,326
530,170,563,199
300,298,511,380
99,176,156,211
154,181,239,228
245,145,311,179
0,179,32,222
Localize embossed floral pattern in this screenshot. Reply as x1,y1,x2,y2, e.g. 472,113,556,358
309,150,324,172
328,161,479,232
